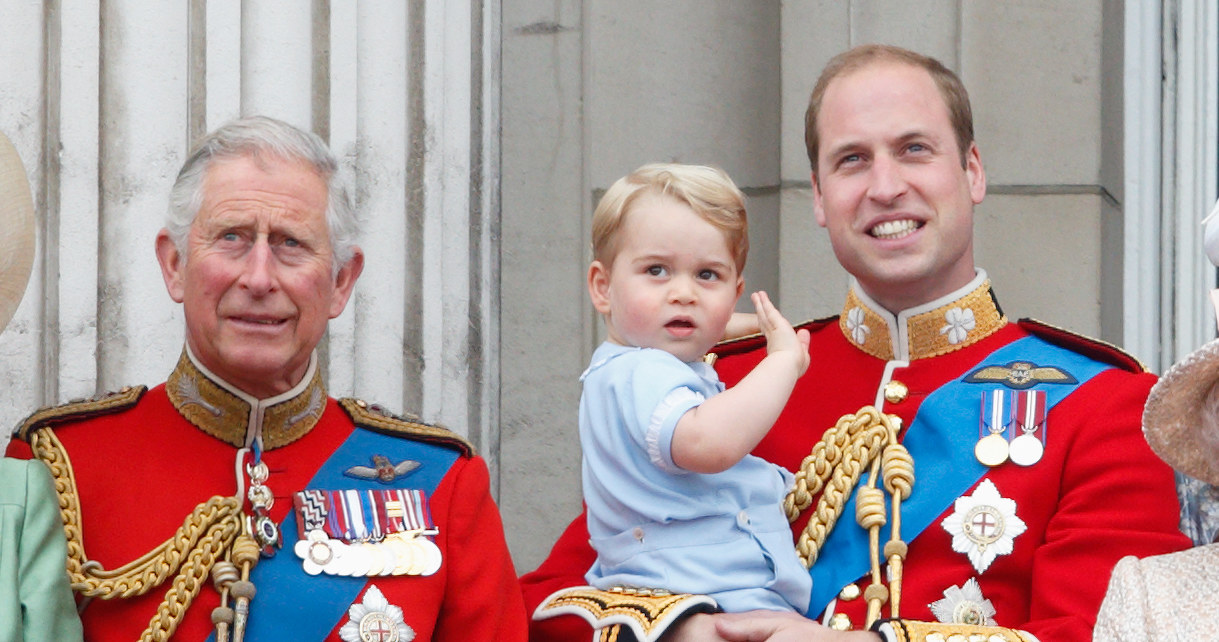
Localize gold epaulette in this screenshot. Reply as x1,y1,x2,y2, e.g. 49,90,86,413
875,619,1037,642
711,316,837,356
339,397,474,458
533,586,719,642
1018,318,1147,373
15,386,146,442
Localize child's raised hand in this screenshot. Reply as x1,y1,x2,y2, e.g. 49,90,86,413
751,291,810,377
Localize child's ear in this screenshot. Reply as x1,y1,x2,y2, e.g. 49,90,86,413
588,260,613,314
735,275,745,299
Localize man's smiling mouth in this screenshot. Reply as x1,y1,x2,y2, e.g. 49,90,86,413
870,219,922,240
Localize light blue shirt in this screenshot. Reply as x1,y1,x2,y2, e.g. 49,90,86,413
580,342,812,613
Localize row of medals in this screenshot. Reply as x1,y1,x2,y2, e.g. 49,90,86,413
297,528,442,577
975,429,1043,467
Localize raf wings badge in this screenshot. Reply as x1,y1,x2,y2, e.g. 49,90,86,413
344,455,421,484
963,361,1077,389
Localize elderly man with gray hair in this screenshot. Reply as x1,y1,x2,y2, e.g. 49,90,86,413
6,116,526,641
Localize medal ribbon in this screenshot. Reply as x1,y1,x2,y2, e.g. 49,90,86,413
805,334,1114,616
294,488,433,541
1014,390,1047,439
981,389,1010,438
221,426,460,641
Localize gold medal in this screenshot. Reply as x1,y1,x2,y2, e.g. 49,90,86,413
386,535,416,576
363,542,386,576
975,390,1010,467
974,433,1009,467
413,538,442,576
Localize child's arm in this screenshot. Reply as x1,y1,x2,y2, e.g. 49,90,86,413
723,312,760,340
670,291,810,474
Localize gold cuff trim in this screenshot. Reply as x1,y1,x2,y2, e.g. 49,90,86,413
532,586,718,642
879,618,1038,642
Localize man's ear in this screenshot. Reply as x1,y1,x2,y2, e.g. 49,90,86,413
155,229,186,303
328,247,365,318
588,260,612,315
812,171,827,227
966,142,987,205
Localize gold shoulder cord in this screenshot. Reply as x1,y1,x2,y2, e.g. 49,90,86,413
29,426,257,641
783,406,914,629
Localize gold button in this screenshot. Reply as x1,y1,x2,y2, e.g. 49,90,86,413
884,380,908,404
829,613,852,631
837,584,861,601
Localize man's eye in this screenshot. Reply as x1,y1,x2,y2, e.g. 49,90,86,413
646,265,667,277
221,232,241,242
283,237,301,248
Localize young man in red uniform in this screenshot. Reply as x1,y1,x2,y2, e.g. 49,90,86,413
522,44,1190,642
7,116,527,641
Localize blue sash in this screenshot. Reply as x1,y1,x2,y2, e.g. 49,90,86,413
209,426,460,640
805,335,1114,615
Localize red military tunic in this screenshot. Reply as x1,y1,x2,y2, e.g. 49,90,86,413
7,349,527,641
521,274,1190,641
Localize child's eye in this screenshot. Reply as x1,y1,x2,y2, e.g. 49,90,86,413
697,269,719,281
646,265,668,277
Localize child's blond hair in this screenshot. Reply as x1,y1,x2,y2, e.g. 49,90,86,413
591,163,748,271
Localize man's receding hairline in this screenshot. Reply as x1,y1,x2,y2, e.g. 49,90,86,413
814,59,967,170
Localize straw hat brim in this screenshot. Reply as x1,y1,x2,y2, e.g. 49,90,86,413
0,132,34,334
1143,338,1219,485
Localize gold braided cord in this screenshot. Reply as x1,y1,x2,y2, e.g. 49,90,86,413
143,513,243,641
782,406,914,628
28,426,245,641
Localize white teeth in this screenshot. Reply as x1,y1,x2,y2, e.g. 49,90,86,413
870,219,920,239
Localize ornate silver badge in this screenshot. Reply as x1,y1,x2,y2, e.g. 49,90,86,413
940,479,1026,573
929,578,996,626
339,584,415,642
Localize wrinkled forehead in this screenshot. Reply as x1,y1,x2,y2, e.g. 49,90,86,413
201,155,328,214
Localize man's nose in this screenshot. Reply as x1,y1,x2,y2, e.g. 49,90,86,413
239,239,278,294
866,154,908,204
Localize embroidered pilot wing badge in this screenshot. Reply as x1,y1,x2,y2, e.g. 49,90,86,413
940,479,1026,574
339,584,415,642
963,361,1077,389
344,455,421,484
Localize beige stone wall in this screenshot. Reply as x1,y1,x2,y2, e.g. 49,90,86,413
500,0,1125,571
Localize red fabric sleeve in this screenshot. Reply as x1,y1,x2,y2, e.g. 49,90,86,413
1018,370,1189,640
432,455,530,642
519,509,598,641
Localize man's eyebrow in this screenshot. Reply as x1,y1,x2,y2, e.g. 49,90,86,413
824,140,864,160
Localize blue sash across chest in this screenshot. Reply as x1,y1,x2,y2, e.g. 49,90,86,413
210,426,459,641
805,334,1114,615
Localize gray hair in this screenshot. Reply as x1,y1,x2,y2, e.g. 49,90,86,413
166,116,359,272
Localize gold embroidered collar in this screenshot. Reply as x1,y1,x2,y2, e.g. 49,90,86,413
839,270,1007,361
166,347,327,449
